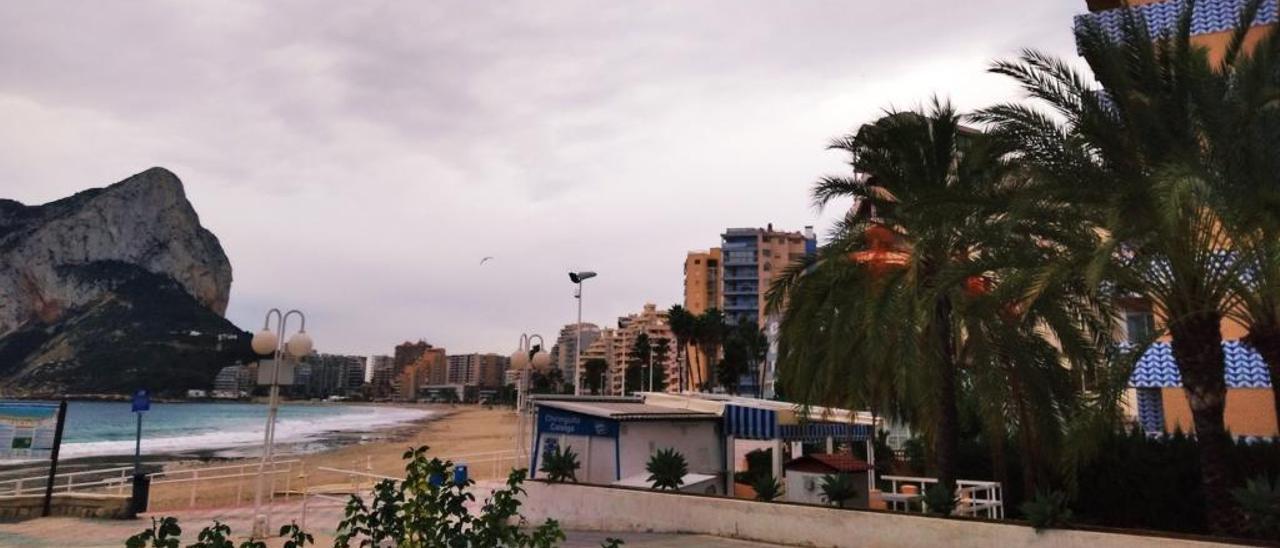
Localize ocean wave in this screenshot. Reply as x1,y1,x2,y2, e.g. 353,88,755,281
57,406,434,459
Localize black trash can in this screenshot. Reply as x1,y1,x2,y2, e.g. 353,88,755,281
130,473,150,517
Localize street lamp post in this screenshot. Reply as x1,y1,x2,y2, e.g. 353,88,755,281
249,309,312,539
568,271,597,396
511,334,550,464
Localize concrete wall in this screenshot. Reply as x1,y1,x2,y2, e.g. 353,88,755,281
0,493,131,520
520,481,1236,548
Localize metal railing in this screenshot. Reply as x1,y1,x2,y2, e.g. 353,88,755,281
145,458,301,512
879,475,1004,518
0,465,136,498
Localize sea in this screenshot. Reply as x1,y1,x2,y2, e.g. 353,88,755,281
4,401,433,462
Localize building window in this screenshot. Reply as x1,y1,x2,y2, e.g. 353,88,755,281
1126,311,1155,344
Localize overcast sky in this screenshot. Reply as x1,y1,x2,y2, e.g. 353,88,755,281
0,1,1086,356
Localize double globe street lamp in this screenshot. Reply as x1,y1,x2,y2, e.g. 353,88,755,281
249,308,312,538
510,334,550,464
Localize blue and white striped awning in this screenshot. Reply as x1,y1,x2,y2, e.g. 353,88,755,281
779,422,873,443
724,404,777,439
724,404,873,441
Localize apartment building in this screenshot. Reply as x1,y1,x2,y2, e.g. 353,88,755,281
1078,0,1278,437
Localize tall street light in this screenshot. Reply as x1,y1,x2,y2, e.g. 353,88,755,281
249,309,311,539
568,271,597,396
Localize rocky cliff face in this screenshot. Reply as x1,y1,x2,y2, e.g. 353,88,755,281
0,168,249,396
0,167,231,335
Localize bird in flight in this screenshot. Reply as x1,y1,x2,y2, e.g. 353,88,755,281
480,256,494,265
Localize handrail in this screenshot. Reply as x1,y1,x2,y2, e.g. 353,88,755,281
146,458,300,480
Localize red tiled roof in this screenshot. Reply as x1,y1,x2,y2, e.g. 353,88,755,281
785,452,871,473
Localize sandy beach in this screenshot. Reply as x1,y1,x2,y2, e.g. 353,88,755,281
145,404,519,512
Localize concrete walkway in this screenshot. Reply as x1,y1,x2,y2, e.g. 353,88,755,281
0,500,786,547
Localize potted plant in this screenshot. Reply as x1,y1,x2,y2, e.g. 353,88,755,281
538,446,581,483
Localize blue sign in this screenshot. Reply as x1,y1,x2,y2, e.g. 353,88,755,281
536,406,618,438
131,389,150,413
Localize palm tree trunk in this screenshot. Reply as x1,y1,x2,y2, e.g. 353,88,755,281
933,298,960,490
1168,310,1237,534
1244,323,1280,429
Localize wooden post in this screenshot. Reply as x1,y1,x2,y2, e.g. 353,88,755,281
40,400,68,517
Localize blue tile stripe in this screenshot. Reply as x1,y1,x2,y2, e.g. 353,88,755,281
1129,340,1273,388
1136,387,1166,434
1075,0,1278,43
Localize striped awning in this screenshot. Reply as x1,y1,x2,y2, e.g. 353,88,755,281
724,404,778,439
779,422,873,443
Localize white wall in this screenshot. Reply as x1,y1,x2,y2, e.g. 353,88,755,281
617,421,721,479
518,482,1232,548
535,433,617,484
784,470,825,505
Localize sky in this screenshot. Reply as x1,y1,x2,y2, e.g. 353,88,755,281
0,1,1086,356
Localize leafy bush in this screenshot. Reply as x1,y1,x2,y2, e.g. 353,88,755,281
923,484,957,516
1020,490,1074,532
126,518,307,548
1232,475,1280,540
539,445,581,483
334,445,565,547
819,473,858,508
126,516,181,548
752,474,782,502
645,448,688,491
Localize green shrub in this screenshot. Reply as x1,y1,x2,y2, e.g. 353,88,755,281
1232,475,1280,540
334,445,565,547
125,516,181,548
646,448,688,491
539,445,581,483
923,484,957,516
820,473,858,508
1020,490,1074,532
752,474,783,502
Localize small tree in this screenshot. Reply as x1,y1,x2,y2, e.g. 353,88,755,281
645,448,688,491
583,358,607,395
819,473,858,508
923,483,957,516
539,446,581,483
334,445,565,546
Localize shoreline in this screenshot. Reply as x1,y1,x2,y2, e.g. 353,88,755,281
0,402,454,475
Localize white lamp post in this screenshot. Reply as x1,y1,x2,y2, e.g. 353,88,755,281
568,271,597,396
511,333,549,466
249,308,311,539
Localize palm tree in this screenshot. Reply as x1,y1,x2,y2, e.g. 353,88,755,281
770,100,1111,496
650,336,672,392
626,333,651,395
668,305,695,392
645,448,688,491
583,358,608,395
975,2,1273,530
693,309,726,391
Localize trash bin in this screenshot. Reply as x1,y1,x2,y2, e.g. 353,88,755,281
453,464,468,484
130,474,150,517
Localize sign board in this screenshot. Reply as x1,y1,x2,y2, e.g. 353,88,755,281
256,359,296,386
131,389,151,412
0,402,60,459
536,406,619,438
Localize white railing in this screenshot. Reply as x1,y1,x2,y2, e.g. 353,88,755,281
879,475,1003,518
0,465,136,498
145,459,300,512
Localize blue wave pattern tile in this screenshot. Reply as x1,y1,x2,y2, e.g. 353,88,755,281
1136,387,1166,434
1074,0,1278,43
1130,340,1273,388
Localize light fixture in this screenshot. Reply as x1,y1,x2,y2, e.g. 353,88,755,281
286,330,313,357
251,330,278,355
569,271,597,283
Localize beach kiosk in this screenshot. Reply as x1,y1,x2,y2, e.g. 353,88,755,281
528,398,722,491
638,393,879,497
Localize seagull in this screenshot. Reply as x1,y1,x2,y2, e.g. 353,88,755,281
480,256,494,265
